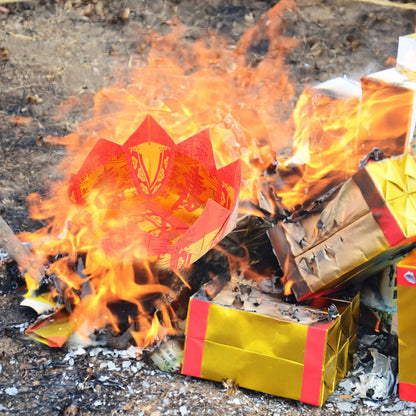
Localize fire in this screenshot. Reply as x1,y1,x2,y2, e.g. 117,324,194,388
20,0,411,347
47,0,298,201
20,0,298,347
275,71,416,211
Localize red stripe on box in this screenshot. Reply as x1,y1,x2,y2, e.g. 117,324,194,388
301,322,332,406
182,298,210,378
353,168,406,247
399,382,416,402
397,267,416,287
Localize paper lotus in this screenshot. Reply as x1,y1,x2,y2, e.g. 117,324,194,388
68,115,241,269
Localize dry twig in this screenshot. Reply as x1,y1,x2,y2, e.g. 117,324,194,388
0,216,43,283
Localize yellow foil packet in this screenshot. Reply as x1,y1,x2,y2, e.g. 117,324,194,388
269,154,416,301
182,283,359,406
397,251,416,402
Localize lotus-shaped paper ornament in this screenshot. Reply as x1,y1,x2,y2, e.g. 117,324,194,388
68,115,241,269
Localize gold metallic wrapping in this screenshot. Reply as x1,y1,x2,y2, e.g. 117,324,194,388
397,251,416,402
182,284,359,406
269,154,416,301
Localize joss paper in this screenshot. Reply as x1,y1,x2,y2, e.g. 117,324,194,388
397,251,416,402
25,309,75,348
68,115,241,270
360,265,397,334
182,282,359,406
360,265,397,309
269,154,416,301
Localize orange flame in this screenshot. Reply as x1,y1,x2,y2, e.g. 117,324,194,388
20,0,416,347
20,0,415,347
276,71,416,210
21,1,299,347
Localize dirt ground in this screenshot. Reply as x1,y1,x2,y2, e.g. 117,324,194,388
0,0,415,415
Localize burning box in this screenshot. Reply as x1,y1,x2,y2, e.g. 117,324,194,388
182,282,359,406
257,77,362,215
396,251,416,402
359,68,416,156
269,154,416,301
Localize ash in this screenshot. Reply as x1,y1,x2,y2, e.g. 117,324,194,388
1,291,415,416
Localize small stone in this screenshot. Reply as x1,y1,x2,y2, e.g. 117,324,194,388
5,387,18,396
336,401,356,413
179,405,188,416
0,47,9,60
83,4,93,17
120,8,130,21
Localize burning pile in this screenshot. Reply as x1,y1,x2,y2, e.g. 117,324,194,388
20,114,241,348
2,1,416,408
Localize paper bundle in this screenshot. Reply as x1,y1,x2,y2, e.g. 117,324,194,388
269,154,416,300
182,282,359,406
397,251,416,402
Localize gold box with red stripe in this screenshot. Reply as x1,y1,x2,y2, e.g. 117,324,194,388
269,154,416,301
181,283,359,406
397,251,416,402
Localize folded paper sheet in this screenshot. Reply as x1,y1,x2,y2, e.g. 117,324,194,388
25,309,75,348
68,115,241,269
397,251,416,402
182,283,359,406
269,154,416,301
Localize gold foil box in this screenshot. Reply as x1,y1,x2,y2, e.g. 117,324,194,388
181,282,359,406
269,154,416,301
397,251,416,402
